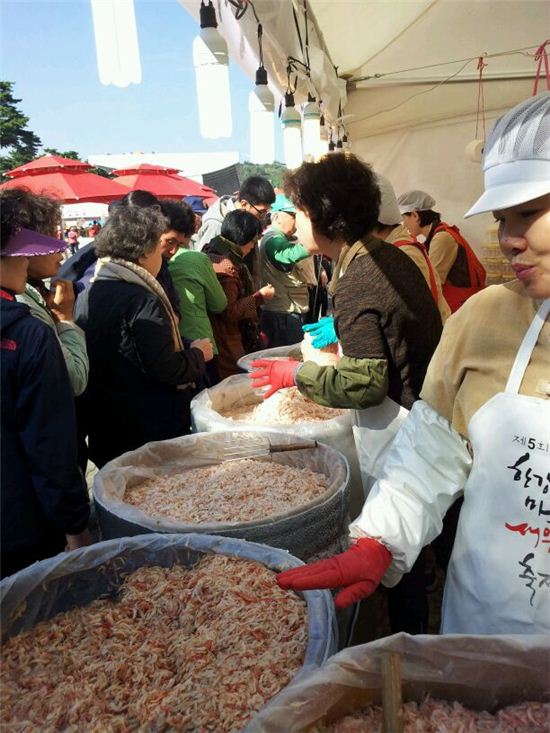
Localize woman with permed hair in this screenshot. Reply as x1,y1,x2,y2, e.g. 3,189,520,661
74,205,213,467
250,152,443,635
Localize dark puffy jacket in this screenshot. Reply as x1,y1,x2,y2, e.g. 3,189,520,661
56,241,98,295
75,280,205,467
0,292,90,577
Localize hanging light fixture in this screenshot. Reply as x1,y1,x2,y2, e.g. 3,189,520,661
318,113,329,156
248,24,274,164
281,92,302,169
91,0,141,87
302,94,321,161
342,132,350,150
192,0,232,139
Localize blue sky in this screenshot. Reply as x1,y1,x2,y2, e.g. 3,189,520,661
0,0,284,162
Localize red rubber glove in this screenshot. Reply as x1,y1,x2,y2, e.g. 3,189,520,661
276,538,392,609
249,358,300,399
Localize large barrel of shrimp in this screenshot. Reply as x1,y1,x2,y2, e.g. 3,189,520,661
93,431,350,561
0,533,337,732
245,632,550,732
191,374,365,519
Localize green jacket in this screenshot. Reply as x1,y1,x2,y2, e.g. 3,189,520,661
297,355,388,409
168,248,227,353
16,284,89,397
259,227,312,314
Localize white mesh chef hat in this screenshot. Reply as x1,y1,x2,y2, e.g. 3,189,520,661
397,190,436,214
465,92,550,217
376,173,401,226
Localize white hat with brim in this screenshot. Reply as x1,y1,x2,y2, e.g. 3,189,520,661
464,159,550,217
465,93,550,217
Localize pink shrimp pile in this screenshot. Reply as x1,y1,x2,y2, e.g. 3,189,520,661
1,555,307,732
313,698,550,732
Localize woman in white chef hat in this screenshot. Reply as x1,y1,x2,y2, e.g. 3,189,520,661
277,92,550,635
397,188,486,313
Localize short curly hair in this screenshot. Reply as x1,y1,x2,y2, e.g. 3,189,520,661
0,187,62,236
95,205,168,262
284,153,381,244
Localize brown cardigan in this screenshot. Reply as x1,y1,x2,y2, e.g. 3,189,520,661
332,236,443,409
208,272,261,379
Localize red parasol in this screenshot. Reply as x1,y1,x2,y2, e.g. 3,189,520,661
111,163,216,199
0,155,130,204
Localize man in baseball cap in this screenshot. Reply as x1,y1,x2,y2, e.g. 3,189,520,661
258,193,317,347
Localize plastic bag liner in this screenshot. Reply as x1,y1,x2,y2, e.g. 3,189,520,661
237,342,303,372
246,632,550,732
191,374,364,520
93,431,349,561
0,535,337,688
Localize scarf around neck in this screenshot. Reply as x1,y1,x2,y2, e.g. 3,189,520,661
93,257,183,351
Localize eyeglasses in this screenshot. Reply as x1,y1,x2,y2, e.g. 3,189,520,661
244,200,271,220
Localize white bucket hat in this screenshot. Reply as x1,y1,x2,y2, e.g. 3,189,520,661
376,173,401,226
465,92,550,217
397,190,436,214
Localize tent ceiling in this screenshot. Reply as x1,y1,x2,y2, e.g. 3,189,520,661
345,77,535,139
309,1,546,80
180,0,548,136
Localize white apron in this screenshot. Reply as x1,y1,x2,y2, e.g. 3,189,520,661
442,299,550,634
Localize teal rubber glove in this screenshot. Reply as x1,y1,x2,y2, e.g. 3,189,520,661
302,316,337,349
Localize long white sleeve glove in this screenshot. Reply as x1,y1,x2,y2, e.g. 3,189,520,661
349,400,472,587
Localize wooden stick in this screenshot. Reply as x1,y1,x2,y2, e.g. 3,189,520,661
382,652,403,733
269,440,318,453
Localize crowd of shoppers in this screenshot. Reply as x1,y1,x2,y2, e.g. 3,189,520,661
3,95,548,645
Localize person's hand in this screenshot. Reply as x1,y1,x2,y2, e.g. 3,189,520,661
47,279,75,323
65,528,93,551
320,269,328,287
302,316,337,348
191,337,214,362
212,257,236,276
277,538,392,609
259,283,275,301
249,358,299,399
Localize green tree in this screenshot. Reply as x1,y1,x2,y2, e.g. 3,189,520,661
0,81,42,177
238,161,287,190
43,147,81,160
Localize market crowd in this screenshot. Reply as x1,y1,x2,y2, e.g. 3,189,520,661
1,93,548,639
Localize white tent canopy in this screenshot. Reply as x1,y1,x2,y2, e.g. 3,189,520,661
180,0,549,247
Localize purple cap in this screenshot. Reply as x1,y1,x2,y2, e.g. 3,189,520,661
2,227,67,257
